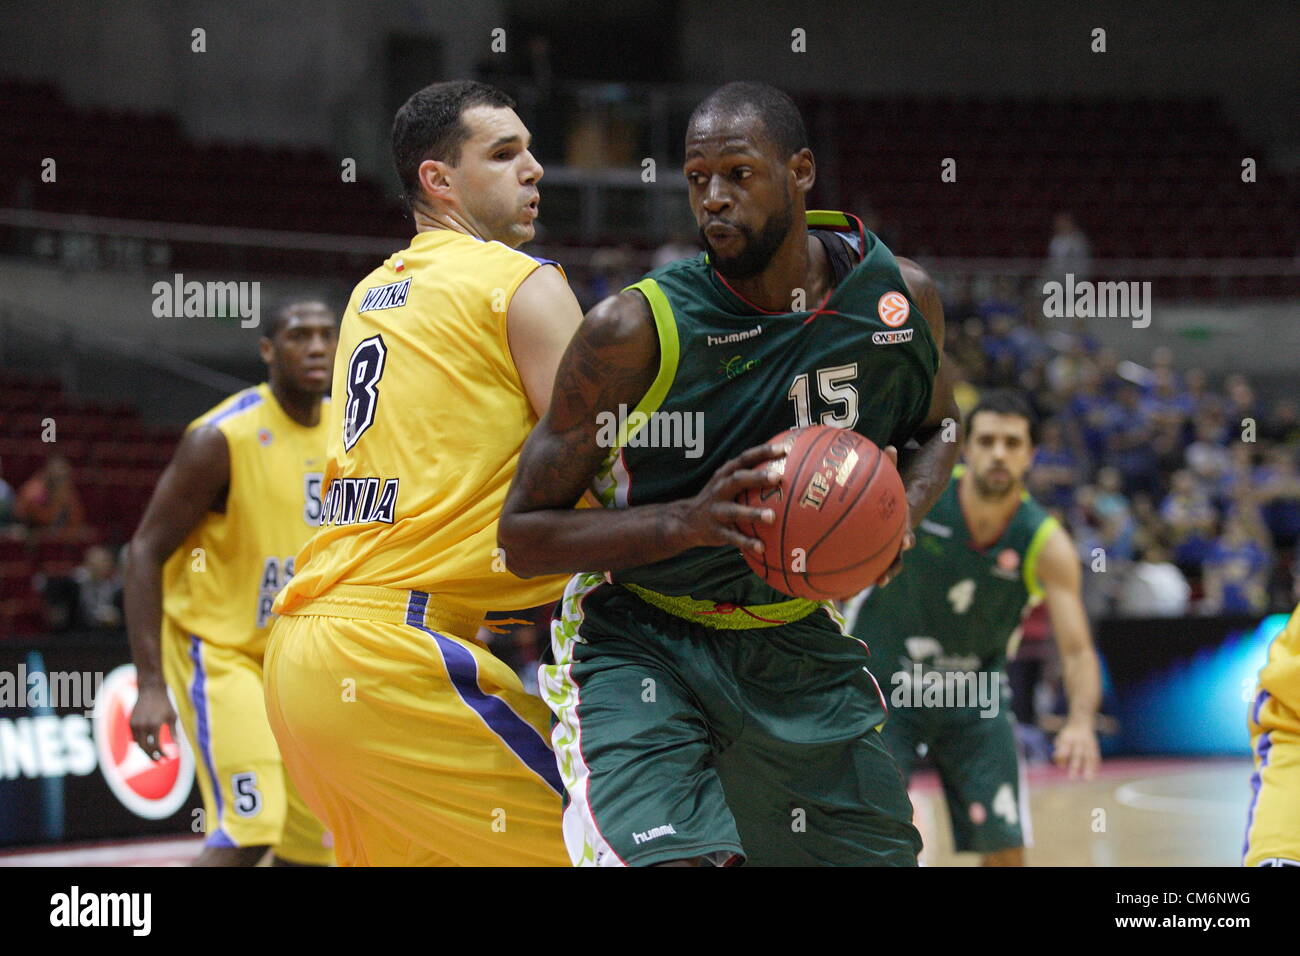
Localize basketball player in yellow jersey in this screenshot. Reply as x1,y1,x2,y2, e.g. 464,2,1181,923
1244,601,1300,866
263,81,584,866
124,299,338,866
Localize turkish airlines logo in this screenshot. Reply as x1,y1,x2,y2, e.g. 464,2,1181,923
878,292,910,328
93,666,195,820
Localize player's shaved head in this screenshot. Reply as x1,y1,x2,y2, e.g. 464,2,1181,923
687,82,808,162
683,83,814,282
393,80,517,213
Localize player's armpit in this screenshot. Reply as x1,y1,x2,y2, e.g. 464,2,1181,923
506,263,586,418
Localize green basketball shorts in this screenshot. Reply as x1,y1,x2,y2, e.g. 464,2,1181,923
538,572,921,867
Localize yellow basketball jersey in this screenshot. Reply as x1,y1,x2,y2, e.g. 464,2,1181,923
163,383,329,653
274,228,571,619
1260,601,1300,710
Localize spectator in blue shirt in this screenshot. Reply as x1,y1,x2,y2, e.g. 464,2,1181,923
1162,469,1218,571
1203,511,1272,615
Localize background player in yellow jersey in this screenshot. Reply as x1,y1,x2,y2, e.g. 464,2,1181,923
1244,601,1300,865
263,81,584,866
124,299,338,866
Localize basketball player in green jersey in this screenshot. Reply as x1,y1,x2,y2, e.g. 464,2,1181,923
500,82,961,866
845,390,1101,866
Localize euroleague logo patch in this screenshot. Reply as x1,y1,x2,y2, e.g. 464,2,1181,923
877,291,910,328
93,665,196,820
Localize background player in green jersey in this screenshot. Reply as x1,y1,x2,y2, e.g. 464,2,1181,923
845,390,1101,866
500,82,961,867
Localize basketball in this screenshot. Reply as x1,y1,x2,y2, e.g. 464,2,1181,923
738,425,907,600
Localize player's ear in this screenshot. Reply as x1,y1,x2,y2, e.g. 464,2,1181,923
790,147,815,194
417,158,455,206
258,335,274,366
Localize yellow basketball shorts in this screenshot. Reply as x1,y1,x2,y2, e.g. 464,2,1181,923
263,586,568,867
1244,687,1300,867
161,618,334,865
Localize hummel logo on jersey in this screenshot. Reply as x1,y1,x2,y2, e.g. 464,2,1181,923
872,329,914,346
632,823,677,845
920,519,952,537
359,278,411,312
707,324,763,346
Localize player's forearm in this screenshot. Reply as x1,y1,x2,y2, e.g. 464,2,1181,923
1060,648,1101,726
899,426,961,526
123,540,167,686
499,501,693,578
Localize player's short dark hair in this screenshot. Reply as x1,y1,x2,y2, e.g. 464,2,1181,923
392,80,517,214
687,81,808,160
966,390,1038,444
263,298,332,340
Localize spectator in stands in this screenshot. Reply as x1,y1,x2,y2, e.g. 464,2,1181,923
15,455,85,537
1262,398,1300,446
1070,486,1115,619
1185,412,1232,492
1095,349,1126,397
1007,311,1050,376
1216,442,1256,507
1183,367,1218,419
1202,509,1272,615
1129,492,1162,553
1044,211,1092,283
1224,373,1260,432
1109,384,1160,496
1145,346,1178,388
940,273,978,326
1255,445,1300,549
1045,334,1090,396
1066,362,1119,465
1093,466,1136,557
1117,542,1192,618
977,275,1021,325
948,316,988,383
1161,469,1218,571
982,314,1019,386
74,544,123,629
1144,367,1194,426
1029,418,1083,512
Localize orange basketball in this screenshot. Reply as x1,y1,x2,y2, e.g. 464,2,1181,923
738,425,907,600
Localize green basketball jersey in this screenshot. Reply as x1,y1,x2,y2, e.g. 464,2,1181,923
851,467,1060,677
592,211,940,606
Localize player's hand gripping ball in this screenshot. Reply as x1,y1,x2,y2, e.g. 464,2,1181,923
737,425,907,600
